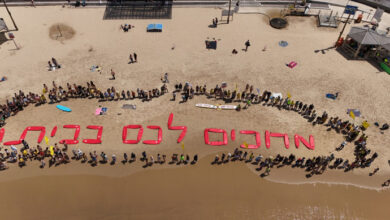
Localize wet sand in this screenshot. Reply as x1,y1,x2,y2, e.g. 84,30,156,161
0,156,389,220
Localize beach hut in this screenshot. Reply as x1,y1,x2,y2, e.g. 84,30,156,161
341,26,390,59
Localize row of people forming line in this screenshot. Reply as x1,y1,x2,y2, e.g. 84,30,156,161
211,148,379,179
0,139,200,170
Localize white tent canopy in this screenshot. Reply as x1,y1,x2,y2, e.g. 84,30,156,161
0,18,8,32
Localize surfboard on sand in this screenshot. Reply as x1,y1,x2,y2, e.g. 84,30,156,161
196,103,217,109
56,105,72,112
219,105,237,110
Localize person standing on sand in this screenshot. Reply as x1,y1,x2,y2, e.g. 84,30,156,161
265,166,271,175
150,156,154,165
123,153,128,163
133,53,137,62
111,154,116,165
245,40,251,52
141,151,147,161
213,155,219,164
129,54,134,64
111,69,115,80
131,152,136,162
164,73,169,83
193,154,198,164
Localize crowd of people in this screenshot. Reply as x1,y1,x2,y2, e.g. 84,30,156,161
0,139,198,170
0,139,387,187
0,80,388,186
211,148,379,179
0,80,169,127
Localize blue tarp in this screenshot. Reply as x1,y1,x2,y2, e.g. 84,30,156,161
147,24,163,32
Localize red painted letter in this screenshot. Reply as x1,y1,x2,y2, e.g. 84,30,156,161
204,128,228,146
239,130,261,149
168,113,187,143
294,134,315,150
143,125,162,145
4,126,46,145
59,125,80,145
122,125,143,144
82,125,103,144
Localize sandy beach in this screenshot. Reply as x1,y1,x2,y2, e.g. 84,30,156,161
0,3,389,219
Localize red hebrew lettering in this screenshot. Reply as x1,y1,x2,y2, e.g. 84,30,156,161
265,130,270,149
231,129,236,141
59,125,80,145
168,113,174,127
167,113,187,143
239,130,261,149
143,125,162,145
294,134,315,150
82,125,103,144
270,132,290,149
50,126,57,137
3,140,21,146
122,125,143,144
0,128,4,143
4,126,46,145
4,140,22,146
204,128,228,146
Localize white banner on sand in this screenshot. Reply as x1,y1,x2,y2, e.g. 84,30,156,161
373,8,384,22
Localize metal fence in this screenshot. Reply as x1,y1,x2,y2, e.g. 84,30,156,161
103,0,173,19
